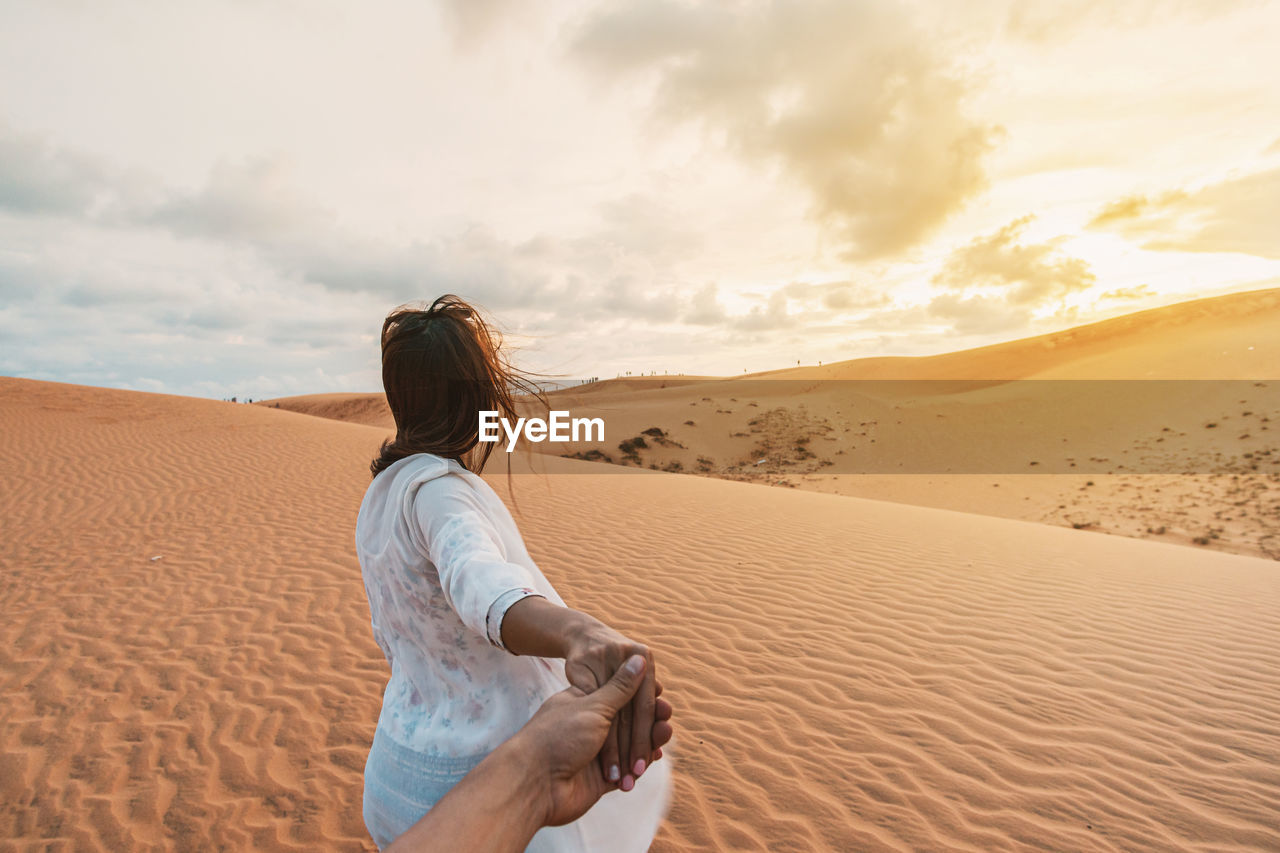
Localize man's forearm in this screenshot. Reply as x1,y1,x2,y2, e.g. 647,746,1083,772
500,595,600,658
384,734,546,853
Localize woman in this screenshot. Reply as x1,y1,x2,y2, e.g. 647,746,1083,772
356,295,672,851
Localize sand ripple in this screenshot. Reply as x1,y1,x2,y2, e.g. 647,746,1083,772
507,458,1280,851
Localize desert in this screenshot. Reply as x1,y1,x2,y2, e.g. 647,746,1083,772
4,287,1280,849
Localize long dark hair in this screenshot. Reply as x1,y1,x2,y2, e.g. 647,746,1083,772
370,295,545,478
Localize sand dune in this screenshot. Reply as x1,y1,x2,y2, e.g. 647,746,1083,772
257,393,394,431
761,286,1280,381
262,289,1280,560
531,289,1280,560
4,376,1280,850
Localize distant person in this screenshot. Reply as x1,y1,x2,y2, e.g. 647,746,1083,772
386,654,672,852
355,295,672,851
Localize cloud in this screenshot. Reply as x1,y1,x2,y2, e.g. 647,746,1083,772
144,158,326,243
133,158,559,308
782,280,887,312
933,215,1096,305
570,0,1000,260
0,216,384,399
733,288,793,332
682,281,726,325
590,193,703,263
681,280,891,334
0,118,1012,388
436,0,529,47
999,0,1256,41
1086,167,1280,259
0,135,740,345
923,215,1097,337
0,124,115,216
926,291,1033,336
132,160,719,326
1099,284,1156,301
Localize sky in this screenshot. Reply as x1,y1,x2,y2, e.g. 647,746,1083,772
1,0,1278,399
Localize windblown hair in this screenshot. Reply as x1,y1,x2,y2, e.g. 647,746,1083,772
370,295,545,478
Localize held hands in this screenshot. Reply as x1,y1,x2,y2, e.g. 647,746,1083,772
382,656,673,853
494,599,667,795
516,654,674,828
563,621,661,791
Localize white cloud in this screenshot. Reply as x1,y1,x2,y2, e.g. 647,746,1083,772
732,289,794,332
1087,167,1280,259
934,216,1096,305
571,0,1000,260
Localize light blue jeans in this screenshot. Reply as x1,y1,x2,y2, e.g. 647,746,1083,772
362,725,486,850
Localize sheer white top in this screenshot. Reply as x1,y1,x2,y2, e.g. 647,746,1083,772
356,452,564,757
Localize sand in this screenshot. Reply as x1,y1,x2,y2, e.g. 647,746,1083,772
2,379,384,850
4,374,1280,850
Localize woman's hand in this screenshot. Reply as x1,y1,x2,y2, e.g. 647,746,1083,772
527,655,672,827
562,619,659,790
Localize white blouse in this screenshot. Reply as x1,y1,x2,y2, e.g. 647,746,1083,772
355,452,671,851
356,452,566,757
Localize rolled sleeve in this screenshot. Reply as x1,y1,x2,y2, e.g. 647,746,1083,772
409,473,544,649
484,586,544,651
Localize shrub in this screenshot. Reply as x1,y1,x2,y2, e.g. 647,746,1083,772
618,436,647,464
562,449,614,463
619,436,648,453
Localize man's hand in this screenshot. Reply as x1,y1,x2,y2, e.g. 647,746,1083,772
562,622,659,791
518,654,673,827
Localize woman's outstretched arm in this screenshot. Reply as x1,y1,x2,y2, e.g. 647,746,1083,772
409,473,661,790
500,596,659,793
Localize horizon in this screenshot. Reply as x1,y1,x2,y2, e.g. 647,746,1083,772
16,283,1277,402
2,1,1278,400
